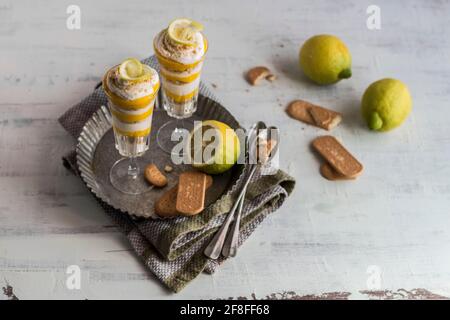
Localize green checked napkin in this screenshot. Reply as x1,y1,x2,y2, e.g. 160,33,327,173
59,56,295,292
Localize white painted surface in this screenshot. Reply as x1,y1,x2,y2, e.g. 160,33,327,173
1,0,450,299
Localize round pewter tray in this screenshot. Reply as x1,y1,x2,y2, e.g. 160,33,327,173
76,95,245,219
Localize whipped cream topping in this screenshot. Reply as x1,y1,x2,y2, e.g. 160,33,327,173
106,65,159,100
154,30,206,65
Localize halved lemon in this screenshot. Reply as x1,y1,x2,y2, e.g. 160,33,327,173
188,120,240,175
118,58,151,82
168,18,204,46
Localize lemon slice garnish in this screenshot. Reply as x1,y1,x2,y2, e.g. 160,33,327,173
167,18,204,46
119,58,142,80
118,58,151,82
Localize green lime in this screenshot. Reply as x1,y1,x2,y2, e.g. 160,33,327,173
299,35,352,85
189,120,240,175
361,78,412,132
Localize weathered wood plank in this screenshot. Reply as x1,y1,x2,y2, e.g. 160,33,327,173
1,0,450,299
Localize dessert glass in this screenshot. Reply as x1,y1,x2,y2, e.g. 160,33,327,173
153,21,208,153
102,62,160,195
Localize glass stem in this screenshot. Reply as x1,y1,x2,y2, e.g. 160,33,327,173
174,118,183,135
127,156,139,179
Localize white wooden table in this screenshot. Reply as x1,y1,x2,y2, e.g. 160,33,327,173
1,0,450,300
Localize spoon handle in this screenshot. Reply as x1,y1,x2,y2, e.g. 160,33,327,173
221,183,247,258
222,164,257,257
204,165,257,259
203,191,244,259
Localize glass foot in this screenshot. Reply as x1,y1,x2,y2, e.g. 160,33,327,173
109,157,153,195
156,117,200,154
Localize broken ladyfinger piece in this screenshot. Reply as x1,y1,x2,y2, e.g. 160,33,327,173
246,66,275,85
309,105,342,131
286,100,342,130
144,164,168,187
312,136,363,178
286,100,315,125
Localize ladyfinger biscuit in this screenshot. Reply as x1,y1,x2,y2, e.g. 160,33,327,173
155,174,213,218
286,100,341,130
312,136,363,178
154,185,179,218
176,172,207,215
320,163,356,181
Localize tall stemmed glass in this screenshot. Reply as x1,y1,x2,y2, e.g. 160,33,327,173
102,58,160,195
153,18,207,153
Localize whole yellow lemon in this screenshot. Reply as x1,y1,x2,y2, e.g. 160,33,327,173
299,35,352,85
361,78,412,132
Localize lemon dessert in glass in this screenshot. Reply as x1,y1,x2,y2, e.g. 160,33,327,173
103,58,160,194
153,18,208,153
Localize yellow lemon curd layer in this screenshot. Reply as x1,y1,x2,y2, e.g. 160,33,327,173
110,105,154,123
112,126,151,138
164,87,199,103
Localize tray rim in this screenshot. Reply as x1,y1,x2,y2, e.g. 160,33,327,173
76,94,246,219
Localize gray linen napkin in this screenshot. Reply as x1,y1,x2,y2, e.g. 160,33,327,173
58,56,295,292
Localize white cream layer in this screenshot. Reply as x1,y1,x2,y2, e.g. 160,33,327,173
112,113,154,133
161,76,200,96
110,98,155,133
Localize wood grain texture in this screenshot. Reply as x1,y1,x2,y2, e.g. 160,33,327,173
1,0,450,299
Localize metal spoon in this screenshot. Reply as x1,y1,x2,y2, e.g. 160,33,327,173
222,125,279,258
203,121,266,260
